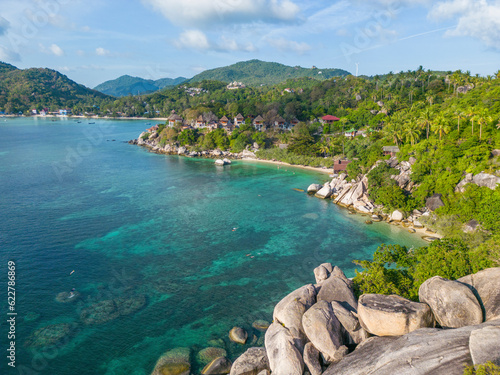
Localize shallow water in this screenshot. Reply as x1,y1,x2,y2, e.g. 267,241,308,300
0,117,425,374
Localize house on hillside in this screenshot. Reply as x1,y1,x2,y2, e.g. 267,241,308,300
333,159,351,173
382,146,400,157
219,115,230,127
168,113,183,127
207,121,220,131
195,115,206,129
290,118,300,127
253,115,265,131
321,115,340,124
234,113,245,127
274,116,286,130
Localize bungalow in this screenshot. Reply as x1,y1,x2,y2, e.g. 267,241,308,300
207,121,220,131
382,146,400,157
234,113,244,127
274,116,286,130
333,159,351,173
147,125,159,133
168,113,183,127
195,115,206,128
253,115,265,131
321,115,340,124
290,118,299,127
219,115,230,127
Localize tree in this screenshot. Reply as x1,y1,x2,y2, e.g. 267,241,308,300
418,107,433,140
454,108,465,134
404,118,420,146
476,108,492,140
433,114,451,141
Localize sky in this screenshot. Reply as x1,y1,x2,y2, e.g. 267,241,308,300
0,0,499,88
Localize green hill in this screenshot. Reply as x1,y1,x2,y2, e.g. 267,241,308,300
188,59,351,86
94,75,188,97
0,62,108,114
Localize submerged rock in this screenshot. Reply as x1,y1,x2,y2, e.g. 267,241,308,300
229,327,248,345
197,347,228,366
55,291,81,303
151,347,191,375
201,356,232,375
252,320,270,332
25,323,75,348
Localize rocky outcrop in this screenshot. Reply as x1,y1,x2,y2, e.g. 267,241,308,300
426,193,444,211
307,184,322,194
458,268,500,322
316,272,357,311
456,172,500,192
313,263,333,284
469,326,500,366
390,210,404,222
303,342,322,375
229,347,269,375
323,320,500,375
419,276,483,328
358,294,435,336
264,323,304,375
331,301,369,344
315,183,332,199
302,301,343,362
229,327,248,344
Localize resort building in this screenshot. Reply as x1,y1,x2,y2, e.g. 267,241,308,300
253,115,265,131
195,115,206,129
167,113,183,127
333,159,351,173
321,115,340,124
274,116,286,130
234,113,245,126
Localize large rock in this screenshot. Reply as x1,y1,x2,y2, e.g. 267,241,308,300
177,146,187,155
302,301,343,362
426,193,444,211
455,173,474,193
458,268,500,321
338,179,366,206
316,272,357,312
330,301,369,345
273,284,317,347
419,276,483,328
323,320,500,375
264,323,304,375
315,184,332,199
472,173,500,190
202,357,232,375
313,263,333,284
230,347,269,375
307,184,323,194
303,342,322,375
469,326,500,366
390,210,404,222
229,327,248,344
358,294,434,336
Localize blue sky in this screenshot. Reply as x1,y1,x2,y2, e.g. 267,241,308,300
0,0,499,88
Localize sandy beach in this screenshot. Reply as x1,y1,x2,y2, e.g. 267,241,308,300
240,157,333,175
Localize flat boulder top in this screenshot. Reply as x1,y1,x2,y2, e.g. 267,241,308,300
359,294,423,314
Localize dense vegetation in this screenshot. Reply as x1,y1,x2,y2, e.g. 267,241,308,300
0,62,107,113
94,75,187,97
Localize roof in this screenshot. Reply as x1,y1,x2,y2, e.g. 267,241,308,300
346,128,357,133
254,115,264,122
197,115,203,121
220,116,229,122
275,116,285,123
322,115,340,121
168,114,182,121
383,146,400,152
235,113,244,120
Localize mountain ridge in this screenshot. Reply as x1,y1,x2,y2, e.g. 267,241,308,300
93,75,188,97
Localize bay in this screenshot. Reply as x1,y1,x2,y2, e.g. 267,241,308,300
0,117,425,374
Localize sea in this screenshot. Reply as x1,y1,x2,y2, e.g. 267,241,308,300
0,117,426,374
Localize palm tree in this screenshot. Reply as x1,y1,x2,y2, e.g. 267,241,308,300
433,114,451,141
418,107,433,140
466,107,476,136
384,114,404,147
476,108,492,140
404,118,420,146
454,109,465,134
318,141,331,157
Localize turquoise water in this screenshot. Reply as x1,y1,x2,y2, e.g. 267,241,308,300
0,117,425,374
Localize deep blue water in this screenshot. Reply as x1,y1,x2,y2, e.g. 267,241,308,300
0,117,425,374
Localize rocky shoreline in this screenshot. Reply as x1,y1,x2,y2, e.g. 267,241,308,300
149,264,500,374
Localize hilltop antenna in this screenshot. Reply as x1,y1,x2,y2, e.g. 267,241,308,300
355,63,359,77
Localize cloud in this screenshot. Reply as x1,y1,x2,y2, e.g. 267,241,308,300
95,47,110,56
175,29,256,52
267,37,311,54
50,44,64,56
0,45,20,61
0,16,10,36
429,0,500,49
142,0,301,27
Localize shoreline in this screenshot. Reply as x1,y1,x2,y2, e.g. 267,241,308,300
13,114,169,121
240,157,332,176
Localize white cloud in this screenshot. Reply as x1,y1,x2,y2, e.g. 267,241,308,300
0,45,20,61
50,43,64,56
175,29,256,52
0,16,10,36
429,0,500,49
142,0,301,27
95,47,110,56
267,37,311,54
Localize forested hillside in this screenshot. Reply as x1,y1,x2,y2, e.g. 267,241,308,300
94,75,187,97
